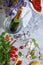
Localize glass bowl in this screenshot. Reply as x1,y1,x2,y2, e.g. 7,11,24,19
4,16,23,34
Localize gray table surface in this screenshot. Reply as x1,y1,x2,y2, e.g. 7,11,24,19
0,0,43,65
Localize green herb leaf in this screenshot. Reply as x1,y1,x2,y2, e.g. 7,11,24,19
1,32,6,37
0,32,11,65
32,38,36,43
32,55,37,59
32,38,39,48
18,52,23,57
30,50,35,56
34,43,39,48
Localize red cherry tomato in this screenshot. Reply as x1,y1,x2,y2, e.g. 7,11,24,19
14,54,18,58
11,50,16,54
11,46,18,51
20,46,24,49
9,49,16,55
11,46,15,50
14,48,18,51
17,60,22,65
9,53,14,58
9,46,18,60
12,58,15,61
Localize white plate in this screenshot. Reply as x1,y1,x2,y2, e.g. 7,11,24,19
30,0,43,14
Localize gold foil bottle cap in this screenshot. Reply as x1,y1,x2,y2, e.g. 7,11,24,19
15,7,23,19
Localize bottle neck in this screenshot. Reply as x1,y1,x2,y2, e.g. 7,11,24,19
15,7,22,19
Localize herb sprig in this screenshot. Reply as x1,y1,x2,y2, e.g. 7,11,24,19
32,38,39,48
0,32,11,65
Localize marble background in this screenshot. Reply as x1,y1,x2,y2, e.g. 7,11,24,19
0,0,43,65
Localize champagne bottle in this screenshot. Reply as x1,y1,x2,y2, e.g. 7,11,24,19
10,7,22,32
